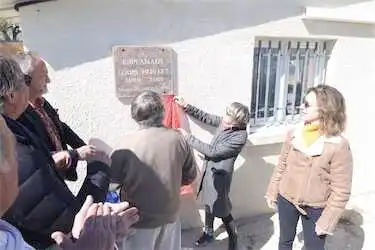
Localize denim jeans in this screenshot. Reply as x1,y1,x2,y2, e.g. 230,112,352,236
277,194,326,250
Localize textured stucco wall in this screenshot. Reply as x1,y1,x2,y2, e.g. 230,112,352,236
18,0,375,231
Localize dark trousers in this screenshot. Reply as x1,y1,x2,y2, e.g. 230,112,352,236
76,161,110,204
204,205,236,235
277,195,326,250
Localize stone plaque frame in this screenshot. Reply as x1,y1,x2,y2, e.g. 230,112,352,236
113,46,177,101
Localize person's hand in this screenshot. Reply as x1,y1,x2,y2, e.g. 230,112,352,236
77,145,97,160
197,153,205,161
70,195,95,239
86,150,111,165
51,196,140,249
52,151,71,169
315,226,326,236
266,198,277,211
105,202,139,239
52,200,117,250
177,128,189,138
174,96,188,108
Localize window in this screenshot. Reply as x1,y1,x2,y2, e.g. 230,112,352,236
250,39,330,127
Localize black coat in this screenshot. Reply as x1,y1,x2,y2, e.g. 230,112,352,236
18,99,86,181
184,105,248,218
2,116,80,249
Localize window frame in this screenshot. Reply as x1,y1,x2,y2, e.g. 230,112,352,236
249,38,332,132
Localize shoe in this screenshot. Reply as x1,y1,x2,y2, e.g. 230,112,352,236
195,232,214,247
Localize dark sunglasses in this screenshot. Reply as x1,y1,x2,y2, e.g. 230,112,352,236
24,74,32,86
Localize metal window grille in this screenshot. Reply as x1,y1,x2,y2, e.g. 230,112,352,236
250,39,329,126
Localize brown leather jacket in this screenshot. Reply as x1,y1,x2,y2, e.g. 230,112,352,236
266,124,353,234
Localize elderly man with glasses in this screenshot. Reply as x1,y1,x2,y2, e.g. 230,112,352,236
0,55,132,249
17,52,98,182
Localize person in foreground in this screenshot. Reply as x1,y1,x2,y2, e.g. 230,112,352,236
0,55,120,249
0,113,139,250
111,91,197,250
265,85,353,250
175,96,250,250
16,51,98,183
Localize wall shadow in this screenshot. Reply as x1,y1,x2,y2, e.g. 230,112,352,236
182,213,275,250
303,19,375,38
230,141,282,218
296,209,365,250
298,0,373,7
20,0,305,70
236,213,275,250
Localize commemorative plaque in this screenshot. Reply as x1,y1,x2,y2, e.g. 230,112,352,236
113,46,176,100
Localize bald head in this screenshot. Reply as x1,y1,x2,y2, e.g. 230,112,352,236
14,51,50,101
14,51,40,76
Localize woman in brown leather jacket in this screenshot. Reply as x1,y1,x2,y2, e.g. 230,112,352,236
265,85,353,250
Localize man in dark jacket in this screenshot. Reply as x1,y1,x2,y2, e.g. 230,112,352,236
0,56,110,249
16,52,97,182
0,99,140,250
175,96,250,250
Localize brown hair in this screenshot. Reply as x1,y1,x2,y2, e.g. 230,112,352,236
306,85,346,136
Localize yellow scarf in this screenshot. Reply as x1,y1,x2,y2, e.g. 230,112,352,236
302,123,321,147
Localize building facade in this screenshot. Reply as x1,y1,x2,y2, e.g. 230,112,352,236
4,0,375,244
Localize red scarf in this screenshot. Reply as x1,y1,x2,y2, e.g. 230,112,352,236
161,95,194,196
30,98,63,152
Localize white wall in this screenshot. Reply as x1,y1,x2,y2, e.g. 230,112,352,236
18,0,375,230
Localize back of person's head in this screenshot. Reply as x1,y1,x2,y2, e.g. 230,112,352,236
131,91,164,127
0,55,26,113
226,102,250,128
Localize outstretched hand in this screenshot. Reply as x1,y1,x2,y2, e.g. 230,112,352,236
51,196,139,250
77,145,97,160
174,96,188,108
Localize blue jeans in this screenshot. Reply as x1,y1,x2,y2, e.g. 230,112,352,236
277,194,326,250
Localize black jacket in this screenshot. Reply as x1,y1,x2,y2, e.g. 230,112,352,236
2,116,81,249
18,99,86,181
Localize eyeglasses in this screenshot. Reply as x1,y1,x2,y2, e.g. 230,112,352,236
304,101,310,108
24,74,32,86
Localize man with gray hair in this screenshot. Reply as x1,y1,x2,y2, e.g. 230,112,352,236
15,51,98,183
0,55,115,249
111,90,197,250
0,103,140,250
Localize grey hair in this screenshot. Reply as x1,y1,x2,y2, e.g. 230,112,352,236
0,55,24,113
12,51,39,75
131,91,164,127
226,102,250,128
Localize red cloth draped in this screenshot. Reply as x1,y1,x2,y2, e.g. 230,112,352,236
162,95,194,196
162,95,181,129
